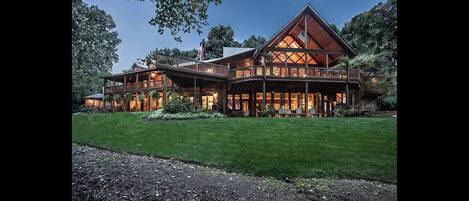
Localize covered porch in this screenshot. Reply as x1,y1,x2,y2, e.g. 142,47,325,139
226,80,360,117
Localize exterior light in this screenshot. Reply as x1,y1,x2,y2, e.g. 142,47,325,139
151,73,156,77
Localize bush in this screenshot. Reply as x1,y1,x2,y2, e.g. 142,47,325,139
163,97,193,114
145,109,226,121
256,104,276,117
335,103,359,117
79,105,94,113
376,96,397,111
79,105,110,113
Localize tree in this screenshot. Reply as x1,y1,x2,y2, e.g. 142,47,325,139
136,0,222,42
242,35,266,48
72,0,121,112
144,47,198,61
205,25,241,58
339,0,396,96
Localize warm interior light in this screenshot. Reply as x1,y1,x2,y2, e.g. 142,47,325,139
151,73,156,77
213,93,218,98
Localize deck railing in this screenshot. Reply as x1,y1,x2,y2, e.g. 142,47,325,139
229,65,360,80
155,54,229,77
104,80,163,93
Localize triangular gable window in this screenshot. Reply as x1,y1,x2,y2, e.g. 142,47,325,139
272,35,318,64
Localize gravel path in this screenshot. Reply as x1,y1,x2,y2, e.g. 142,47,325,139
72,144,396,201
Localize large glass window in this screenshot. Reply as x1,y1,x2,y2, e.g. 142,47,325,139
234,94,240,110
272,35,318,64
290,93,298,109
280,67,288,77
299,68,306,77
227,94,233,110
273,93,281,110
291,68,298,77
256,67,263,76
272,67,280,76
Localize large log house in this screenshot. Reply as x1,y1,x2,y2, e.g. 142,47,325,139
102,5,374,117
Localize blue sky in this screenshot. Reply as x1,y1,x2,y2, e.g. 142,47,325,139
83,0,385,73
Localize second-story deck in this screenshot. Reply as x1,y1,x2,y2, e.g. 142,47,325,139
103,54,362,95
228,65,360,84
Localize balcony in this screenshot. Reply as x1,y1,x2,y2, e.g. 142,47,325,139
104,80,164,94
154,54,229,78
229,66,360,81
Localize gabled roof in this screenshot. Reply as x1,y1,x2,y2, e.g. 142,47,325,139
253,4,357,59
204,47,256,63
223,47,255,57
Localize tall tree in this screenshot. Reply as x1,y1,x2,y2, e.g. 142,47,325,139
339,0,397,96
242,35,266,48
205,25,241,57
72,0,121,112
144,47,198,61
136,0,222,42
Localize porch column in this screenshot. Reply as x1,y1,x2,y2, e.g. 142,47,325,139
358,86,362,113
305,82,309,116
280,91,285,108
262,55,266,111
124,75,127,90
270,91,274,106
232,94,235,112
193,77,197,110
288,91,292,110
250,89,256,116
136,74,139,111
163,74,168,106
199,86,203,110
262,82,266,111
222,82,227,114
346,64,350,106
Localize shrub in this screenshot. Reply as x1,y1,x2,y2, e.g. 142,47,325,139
256,104,276,117
163,97,193,114
79,105,94,113
79,105,110,113
335,103,359,117
145,109,226,121
376,96,397,111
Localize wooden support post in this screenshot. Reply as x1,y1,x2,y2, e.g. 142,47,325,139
346,64,350,106
270,91,274,106
304,14,308,69
163,74,168,106
199,86,203,110
232,94,235,112
262,55,267,111
124,75,127,90
280,91,285,108
305,82,309,116
222,82,227,114
136,74,139,94
193,77,197,110
262,81,266,110
288,91,292,110
326,54,329,68
358,87,362,113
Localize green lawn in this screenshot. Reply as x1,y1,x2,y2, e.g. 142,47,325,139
72,112,397,183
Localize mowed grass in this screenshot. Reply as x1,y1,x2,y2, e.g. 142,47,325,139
72,112,397,183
